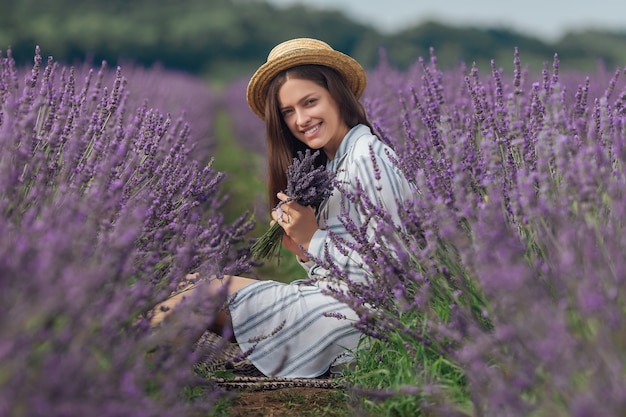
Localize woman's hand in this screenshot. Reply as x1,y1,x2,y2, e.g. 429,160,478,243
271,192,317,260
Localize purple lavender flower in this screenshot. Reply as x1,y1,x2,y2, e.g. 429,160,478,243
251,149,334,261
284,149,335,208
321,47,626,415
0,47,253,416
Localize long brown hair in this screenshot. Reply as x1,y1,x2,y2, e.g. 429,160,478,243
263,64,372,208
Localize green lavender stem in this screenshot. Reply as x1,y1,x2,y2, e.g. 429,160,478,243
251,221,285,260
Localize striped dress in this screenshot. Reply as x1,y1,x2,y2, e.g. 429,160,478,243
229,124,414,378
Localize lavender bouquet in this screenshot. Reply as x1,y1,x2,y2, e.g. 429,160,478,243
251,149,334,261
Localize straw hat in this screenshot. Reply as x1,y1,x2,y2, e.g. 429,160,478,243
246,38,367,119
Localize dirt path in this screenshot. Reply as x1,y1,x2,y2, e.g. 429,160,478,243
225,387,351,417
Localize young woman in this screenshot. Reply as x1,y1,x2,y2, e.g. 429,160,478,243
152,38,414,378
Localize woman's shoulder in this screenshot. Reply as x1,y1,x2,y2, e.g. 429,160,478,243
350,127,396,160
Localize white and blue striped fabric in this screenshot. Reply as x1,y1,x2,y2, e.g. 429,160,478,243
307,123,414,283
229,124,414,378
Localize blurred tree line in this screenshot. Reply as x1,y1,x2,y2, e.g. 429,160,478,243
1,0,625,82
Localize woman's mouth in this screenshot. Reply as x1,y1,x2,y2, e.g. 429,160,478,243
303,123,321,137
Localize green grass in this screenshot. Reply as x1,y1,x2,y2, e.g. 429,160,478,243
342,312,473,417
210,110,266,226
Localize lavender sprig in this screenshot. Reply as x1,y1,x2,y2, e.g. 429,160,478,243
251,149,334,261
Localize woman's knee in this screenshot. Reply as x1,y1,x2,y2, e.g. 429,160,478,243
219,275,259,295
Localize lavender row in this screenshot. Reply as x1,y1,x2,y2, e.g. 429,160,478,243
324,49,626,415
73,59,218,163
221,76,266,157
0,48,253,416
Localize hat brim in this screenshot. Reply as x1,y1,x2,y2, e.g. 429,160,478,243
246,48,367,119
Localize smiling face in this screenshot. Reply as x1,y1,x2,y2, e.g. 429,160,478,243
277,77,350,160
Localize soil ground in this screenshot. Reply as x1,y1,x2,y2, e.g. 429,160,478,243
224,387,352,417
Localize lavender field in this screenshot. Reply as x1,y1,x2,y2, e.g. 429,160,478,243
341,50,626,416
2,45,625,416
0,47,254,416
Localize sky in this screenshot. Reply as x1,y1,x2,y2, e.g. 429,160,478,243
266,0,626,42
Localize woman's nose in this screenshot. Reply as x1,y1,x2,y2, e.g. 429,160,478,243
295,108,311,126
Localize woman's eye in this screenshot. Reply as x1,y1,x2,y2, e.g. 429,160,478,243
306,98,317,105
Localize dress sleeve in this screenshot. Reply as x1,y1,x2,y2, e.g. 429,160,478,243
296,255,316,273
